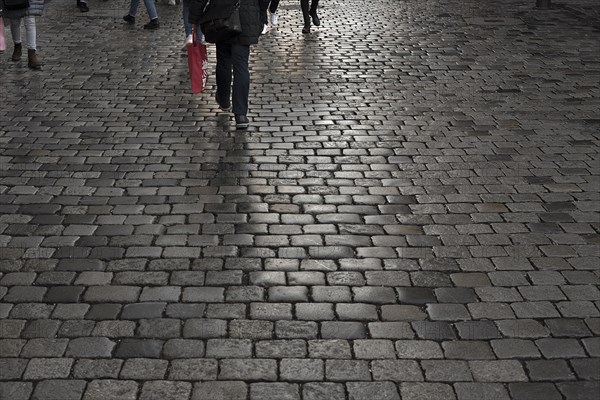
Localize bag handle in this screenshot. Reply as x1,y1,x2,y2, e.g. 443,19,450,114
192,25,199,46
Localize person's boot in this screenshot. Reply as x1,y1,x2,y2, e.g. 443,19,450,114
143,18,160,30
28,49,42,70
77,0,89,12
235,115,249,129
123,14,135,24
11,43,22,61
302,18,311,33
309,10,320,26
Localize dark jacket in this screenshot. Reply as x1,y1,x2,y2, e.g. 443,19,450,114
189,0,269,46
2,0,44,18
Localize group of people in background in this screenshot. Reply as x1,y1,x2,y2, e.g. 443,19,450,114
2,0,321,131
1,0,320,70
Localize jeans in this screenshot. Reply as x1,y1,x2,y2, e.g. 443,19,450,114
269,0,280,13
301,0,319,23
216,43,250,117
10,16,37,50
183,0,192,37
128,0,158,20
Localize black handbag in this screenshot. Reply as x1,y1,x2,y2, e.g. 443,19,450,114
199,0,242,44
3,0,29,10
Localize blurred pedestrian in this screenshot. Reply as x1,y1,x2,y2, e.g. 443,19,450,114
181,0,205,50
123,0,160,30
182,0,193,48
261,0,279,33
267,0,279,25
3,0,43,69
189,0,269,129
300,0,319,33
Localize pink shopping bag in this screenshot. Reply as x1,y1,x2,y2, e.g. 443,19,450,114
187,28,209,94
0,17,6,53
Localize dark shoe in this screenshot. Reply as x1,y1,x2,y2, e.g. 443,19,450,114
27,49,42,70
123,14,135,24
11,43,22,62
143,18,160,30
215,92,231,112
310,11,320,26
302,24,310,33
78,1,89,12
235,115,249,130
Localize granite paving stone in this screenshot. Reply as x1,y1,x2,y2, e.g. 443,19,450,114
346,382,401,400
526,359,577,382
302,383,346,400
469,360,528,382
556,382,600,400
191,381,247,400
371,360,424,382
82,380,138,400
454,383,511,400
72,359,124,379
0,382,33,400
508,383,563,400
280,359,325,381
169,359,218,380
400,383,457,400
250,383,301,400
138,381,192,400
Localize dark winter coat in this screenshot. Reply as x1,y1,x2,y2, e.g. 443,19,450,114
2,0,44,18
188,0,269,46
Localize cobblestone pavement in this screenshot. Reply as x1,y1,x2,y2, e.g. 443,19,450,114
1,0,599,398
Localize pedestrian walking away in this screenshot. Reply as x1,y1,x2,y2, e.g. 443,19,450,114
2,0,43,69
181,0,206,51
268,0,280,24
300,0,319,33
189,0,270,130
123,0,160,29
182,0,194,48
262,0,279,33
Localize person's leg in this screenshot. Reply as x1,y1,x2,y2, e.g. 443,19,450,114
23,16,36,50
141,0,159,29
269,0,280,14
24,16,41,69
300,0,310,24
269,0,280,25
216,43,233,108
9,18,23,61
128,0,140,17
183,0,192,37
143,0,158,20
10,18,22,44
231,44,250,117
309,0,320,25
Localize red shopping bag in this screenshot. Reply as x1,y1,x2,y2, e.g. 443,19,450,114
0,17,6,53
187,29,208,94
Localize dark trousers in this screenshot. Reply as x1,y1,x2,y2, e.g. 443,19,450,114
301,0,319,23
216,43,250,117
269,0,280,13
